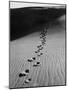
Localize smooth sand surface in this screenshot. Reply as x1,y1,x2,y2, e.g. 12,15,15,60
9,23,66,88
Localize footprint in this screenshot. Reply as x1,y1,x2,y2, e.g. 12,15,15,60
19,72,26,77
25,69,30,73
24,78,32,84
33,62,40,67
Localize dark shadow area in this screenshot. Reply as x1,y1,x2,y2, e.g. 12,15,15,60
10,7,66,41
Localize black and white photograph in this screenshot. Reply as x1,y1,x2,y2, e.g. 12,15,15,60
9,1,66,89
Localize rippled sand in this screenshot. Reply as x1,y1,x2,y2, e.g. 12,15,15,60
9,24,66,88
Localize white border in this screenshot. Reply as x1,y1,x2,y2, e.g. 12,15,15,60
10,2,65,8
0,0,67,90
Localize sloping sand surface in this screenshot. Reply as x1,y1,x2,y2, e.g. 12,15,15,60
9,27,66,88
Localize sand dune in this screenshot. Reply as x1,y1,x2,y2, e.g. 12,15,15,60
9,26,66,88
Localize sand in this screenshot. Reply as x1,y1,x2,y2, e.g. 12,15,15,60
9,24,66,88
